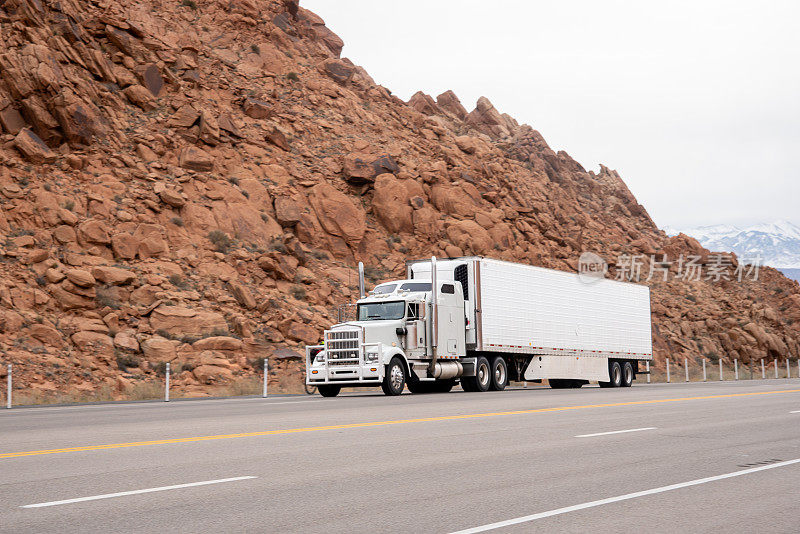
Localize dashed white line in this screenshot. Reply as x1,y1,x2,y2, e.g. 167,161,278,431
21,476,257,508
450,458,800,533
790,410,800,414
575,427,656,438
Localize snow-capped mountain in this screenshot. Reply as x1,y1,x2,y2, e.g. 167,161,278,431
664,221,800,271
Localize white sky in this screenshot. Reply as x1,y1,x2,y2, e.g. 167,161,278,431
303,0,800,229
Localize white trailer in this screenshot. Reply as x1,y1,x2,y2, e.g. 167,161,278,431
306,257,652,396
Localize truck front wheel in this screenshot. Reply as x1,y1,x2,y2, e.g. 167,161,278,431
318,385,341,397
381,357,406,396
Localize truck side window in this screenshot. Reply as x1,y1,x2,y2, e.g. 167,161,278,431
454,264,468,300
441,284,455,294
407,303,419,319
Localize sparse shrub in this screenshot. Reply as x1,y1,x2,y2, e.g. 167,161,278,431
155,329,173,339
270,239,288,254
43,183,52,192
171,217,184,227
260,213,270,223
228,176,240,186
116,351,140,372
208,230,233,253
364,266,383,283
291,285,306,300
96,287,121,309
168,274,188,289
35,276,47,287
250,44,260,54
310,249,328,261
286,72,299,82
64,200,75,211
181,0,197,10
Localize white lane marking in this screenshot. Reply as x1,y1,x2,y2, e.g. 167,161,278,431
791,410,800,414
21,476,257,508
450,458,800,534
575,427,656,438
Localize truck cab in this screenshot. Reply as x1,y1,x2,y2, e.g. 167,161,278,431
306,260,472,397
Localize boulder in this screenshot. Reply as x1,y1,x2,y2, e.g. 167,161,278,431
436,90,468,120
159,189,185,208
465,96,511,138
285,321,319,344
372,174,413,233
192,364,234,384
14,128,57,163
274,197,301,226
149,305,228,337
179,146,214,172
71,331,114,356
111,233,140,259
78,220,111,245
114,331,140,353
309,183,366,244
92,266,136,285
243,98,271,119
446,220,493,255
321,58,355,84
65,269,96,288
408,91,439,115
227,281,256,309
141,336,177,361
265,127,289,151
192,336,243,351
123,85,156,110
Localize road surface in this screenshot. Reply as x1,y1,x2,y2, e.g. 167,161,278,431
2,380,800,533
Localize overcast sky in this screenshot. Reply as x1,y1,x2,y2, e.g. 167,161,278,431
303,0,799,230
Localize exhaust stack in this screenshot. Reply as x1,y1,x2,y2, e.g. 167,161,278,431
429,256,438,372
358,261,365,299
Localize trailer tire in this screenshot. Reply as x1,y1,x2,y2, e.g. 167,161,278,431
622,361,634,387
599,360,623,388
461,356,491,392
318,385,341,397
381,357,406,396
490,357,508,391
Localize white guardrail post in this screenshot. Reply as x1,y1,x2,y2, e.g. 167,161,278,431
774,358,778,379
719,360,723,381
646,361,650,383
787,358,791,379
165,362,170,402
702,358,707,381
6,364,10,409
734,359,739,380
666,358,670,383
797,359,799,379
262,358,268,398
761,359,765,379
684,358,689,382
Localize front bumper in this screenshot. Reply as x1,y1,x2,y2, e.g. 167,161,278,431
305,343,384,385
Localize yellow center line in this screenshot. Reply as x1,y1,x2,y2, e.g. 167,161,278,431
2,388,799,460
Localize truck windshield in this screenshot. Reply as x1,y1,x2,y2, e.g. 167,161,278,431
357,301,405,321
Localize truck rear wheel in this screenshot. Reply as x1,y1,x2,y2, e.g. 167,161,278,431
490,357,508,391
318,385,341,397
622,361,634,387
381,357,406,396
461,356,491,392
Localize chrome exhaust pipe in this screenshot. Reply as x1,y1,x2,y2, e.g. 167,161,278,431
358,261,365,299
429,256,438,373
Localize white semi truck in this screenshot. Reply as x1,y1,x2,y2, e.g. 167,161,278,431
306,257,652,396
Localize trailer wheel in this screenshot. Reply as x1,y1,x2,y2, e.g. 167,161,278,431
490,357,508,391
318,385,341,397
622,361,634,387
381,357,406,396
461,356,491,392
599,360,623,388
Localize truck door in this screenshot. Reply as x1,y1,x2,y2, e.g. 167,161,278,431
438,282,466,357
453,263,476,346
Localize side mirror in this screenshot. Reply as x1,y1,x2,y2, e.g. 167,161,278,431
395,327,407,336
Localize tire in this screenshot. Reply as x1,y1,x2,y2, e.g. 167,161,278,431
381,357,406,396
549,379,570,389
490,356,508,391
318,385,341,397
461,356,491,392
599,360,623,388
622,361,634,387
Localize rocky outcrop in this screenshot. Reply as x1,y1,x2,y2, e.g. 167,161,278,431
0,0,795,402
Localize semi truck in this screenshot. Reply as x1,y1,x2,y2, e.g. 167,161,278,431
305,257,653,396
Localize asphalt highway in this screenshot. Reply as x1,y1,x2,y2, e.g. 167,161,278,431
2,379,800,533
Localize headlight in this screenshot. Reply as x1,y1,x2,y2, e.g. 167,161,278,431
364,351,379,363
314,352,326,364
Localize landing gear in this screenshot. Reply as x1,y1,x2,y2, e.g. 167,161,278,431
381,357,406,396
462,356,491,392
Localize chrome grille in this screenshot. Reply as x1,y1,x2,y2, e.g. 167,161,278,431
325,329,360,363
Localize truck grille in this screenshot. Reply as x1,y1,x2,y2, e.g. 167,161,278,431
325,329,361,363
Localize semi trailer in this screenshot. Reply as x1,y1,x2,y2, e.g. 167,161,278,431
305,257,653,396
